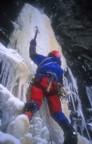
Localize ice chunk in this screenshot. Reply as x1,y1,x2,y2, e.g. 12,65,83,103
7,114,30,138
0,131,21,144
0,84,24,131
78,133,91,144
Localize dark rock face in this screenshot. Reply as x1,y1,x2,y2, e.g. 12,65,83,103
0,0,92,140
0,0,23,46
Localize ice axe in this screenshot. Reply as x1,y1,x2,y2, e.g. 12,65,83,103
34,26,39,40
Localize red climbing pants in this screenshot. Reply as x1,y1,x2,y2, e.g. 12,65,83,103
29,77,62,115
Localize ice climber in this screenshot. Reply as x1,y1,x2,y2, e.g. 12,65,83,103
23,28,78,144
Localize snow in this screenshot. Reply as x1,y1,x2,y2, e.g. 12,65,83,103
0,84,24,130
0,131,21,144
0,42,29,100
0,3,91,144
68,67,78,92
77,134,91,144
0,42,24,63
7,114,30,138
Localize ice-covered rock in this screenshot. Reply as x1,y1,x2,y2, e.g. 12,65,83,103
0,131,21,144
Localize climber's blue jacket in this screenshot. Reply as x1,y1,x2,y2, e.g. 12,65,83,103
29,39,63,83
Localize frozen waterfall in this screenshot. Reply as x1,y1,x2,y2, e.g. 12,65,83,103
0,3,91,144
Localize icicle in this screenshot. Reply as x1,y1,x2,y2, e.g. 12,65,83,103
86,86,92,107
64,67,91,142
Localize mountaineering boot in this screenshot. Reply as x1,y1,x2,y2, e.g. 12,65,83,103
63,126,78,144
59,121,78,144
23,101,38,120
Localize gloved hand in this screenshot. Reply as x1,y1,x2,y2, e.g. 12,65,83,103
30,39,36,47
23,102,35,120
23,102,36,112
23,101,38,120
29,39,36,58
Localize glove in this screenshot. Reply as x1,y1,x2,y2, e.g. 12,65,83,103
29,39,36,58
23,102,36,112
23,102,35,120
30,39,36,47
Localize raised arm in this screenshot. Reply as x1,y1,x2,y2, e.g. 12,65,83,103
29,39,37,60
29,27,46,65
29,26,39,61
